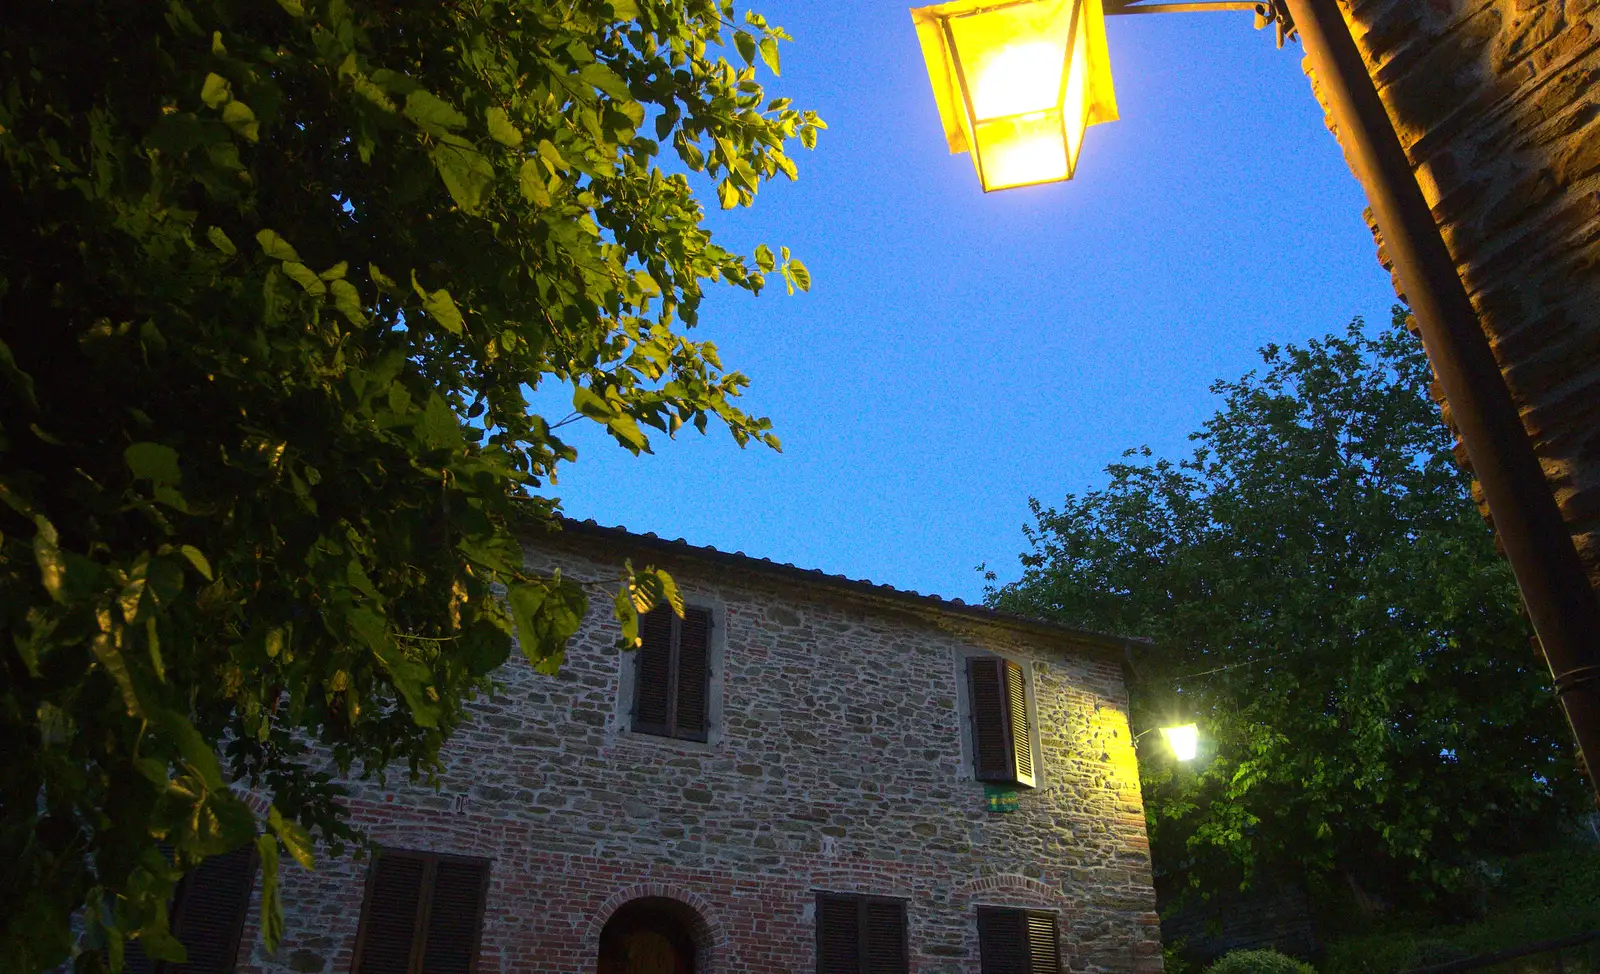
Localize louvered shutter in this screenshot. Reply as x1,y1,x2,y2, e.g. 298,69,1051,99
969,657,1036,788
977,908,1059,974
418,858,490,974
167,845,257,973
816,894,860,974
862,900,907,974
353,853,427,974
1005,661,1036,788
968,657,1015,784
674,606,712,741
1024,911,1060,973
632,606,674,735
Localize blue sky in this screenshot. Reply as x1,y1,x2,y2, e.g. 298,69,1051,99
539,2,1399,604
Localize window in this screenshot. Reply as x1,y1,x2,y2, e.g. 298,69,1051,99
966,656,1037,788
631,604,713,742
123,845,257,974
977,907,1060,974
815,893,908,974
351,850,491,974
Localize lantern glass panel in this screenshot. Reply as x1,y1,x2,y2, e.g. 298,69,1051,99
911,0,1118,192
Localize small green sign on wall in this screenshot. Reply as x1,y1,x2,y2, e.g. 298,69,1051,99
984,785,1020,813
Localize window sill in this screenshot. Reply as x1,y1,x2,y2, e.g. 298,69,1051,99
608,726,721,754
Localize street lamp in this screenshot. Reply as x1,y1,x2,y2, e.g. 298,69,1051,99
1159,723,1199,762
904,0,1600,800
910,0,1119,191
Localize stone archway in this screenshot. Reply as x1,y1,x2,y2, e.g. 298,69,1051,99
589,885,724,974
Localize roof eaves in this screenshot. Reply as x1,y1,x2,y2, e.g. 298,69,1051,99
529,517,1147,661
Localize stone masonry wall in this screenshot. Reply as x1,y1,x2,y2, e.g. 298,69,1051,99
239,530,1162,973
1312,0,1600,591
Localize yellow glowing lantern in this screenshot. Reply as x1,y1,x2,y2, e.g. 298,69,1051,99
911,0,1119,191
1159,723,1199,762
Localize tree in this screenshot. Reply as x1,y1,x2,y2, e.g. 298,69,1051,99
0,1,821,969
988,310,1586,907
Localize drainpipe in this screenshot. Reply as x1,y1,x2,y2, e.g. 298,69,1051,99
1281,0,1600,796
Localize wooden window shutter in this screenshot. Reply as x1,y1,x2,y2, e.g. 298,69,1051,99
354,851,491,974
674,606,712,741
977,907,1059,974
123,844,254,974
862,899,908,974
166,845,258,973
632,604,714,741
815,894,907,974
353,853,427,974
816,894,860,974
418,858,491,974
969,656,1035,787
632,606,674,736
1005,660,1036,788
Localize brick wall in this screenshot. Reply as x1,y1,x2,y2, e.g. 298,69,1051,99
1310,0,1600,590
240,528,1163,973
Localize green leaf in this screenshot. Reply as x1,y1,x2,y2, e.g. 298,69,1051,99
608,0,639,19
206,226,237,255
221,100,258,141
734,31,757,67
200,73,232,109
507,579,587,674
403,89,467,135
754,244,775,272
268,807,315,870
146,616,165,682
759,37,782,76
256,834,284,951
519,159,550,206
417,393,464,450
330,279,367,325
411,274,465,335
578,63,630,101
606,414,651,453
93,628,144,717
537,139,565,172
430,142,494,214
255,229,301,262
274,0,305,16
126,442,182,485
281,261,328,296
0,336,38,410
178,545,213,581
572,385,617,420
485,106,523,147
788,258,811,293
33,516,103,604
150,709,223,788
348,605,440,727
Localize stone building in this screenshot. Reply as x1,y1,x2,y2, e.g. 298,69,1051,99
1321,0,1600,593
208,520,1161,973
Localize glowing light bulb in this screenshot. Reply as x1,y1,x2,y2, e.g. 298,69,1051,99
1160,723,1199,762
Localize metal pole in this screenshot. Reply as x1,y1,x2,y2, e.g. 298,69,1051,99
1280,0,1600,796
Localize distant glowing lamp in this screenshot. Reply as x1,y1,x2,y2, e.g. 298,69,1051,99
911,0,1119,191
1160,723,1199,762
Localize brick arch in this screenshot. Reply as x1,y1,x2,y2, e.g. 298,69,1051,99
951,873,1060,904
587,883,728,974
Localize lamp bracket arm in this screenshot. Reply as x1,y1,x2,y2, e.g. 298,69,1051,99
1105,0,1298,47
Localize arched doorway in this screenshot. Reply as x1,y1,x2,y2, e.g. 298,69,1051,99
596,896,700,974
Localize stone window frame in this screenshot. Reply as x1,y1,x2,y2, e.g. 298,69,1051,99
951,646,1046,788
611,594,727,751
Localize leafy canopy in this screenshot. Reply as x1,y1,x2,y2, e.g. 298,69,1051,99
0,0,820,969
989,311,1585,905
